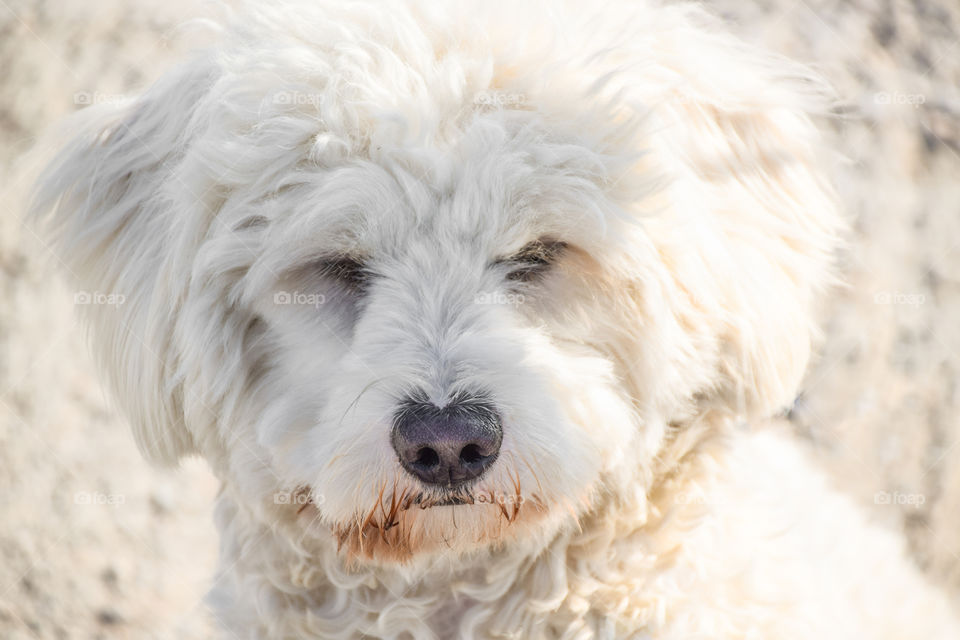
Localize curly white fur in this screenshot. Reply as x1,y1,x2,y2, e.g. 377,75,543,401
31,0,960,637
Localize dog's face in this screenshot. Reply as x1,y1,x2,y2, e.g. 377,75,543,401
33,1,839,565
247,117,651,561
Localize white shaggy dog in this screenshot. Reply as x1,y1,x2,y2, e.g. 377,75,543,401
31,0,960,637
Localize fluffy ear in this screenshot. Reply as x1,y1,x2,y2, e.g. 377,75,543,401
29,58,219,466
635,21,844,421
681,75,840,420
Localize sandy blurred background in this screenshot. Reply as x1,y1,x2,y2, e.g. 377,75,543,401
1,0,958,637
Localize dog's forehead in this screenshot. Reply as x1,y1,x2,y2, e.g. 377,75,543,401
346,122,613,260
254,112,622,279
355,171,528,259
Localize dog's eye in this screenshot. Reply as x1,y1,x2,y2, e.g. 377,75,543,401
317,256,369,290
498,239,567,282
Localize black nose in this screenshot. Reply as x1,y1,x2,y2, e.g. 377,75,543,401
391,395,502,488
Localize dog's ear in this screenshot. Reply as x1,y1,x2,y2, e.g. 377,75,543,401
29,59,219,466
645,44,843,421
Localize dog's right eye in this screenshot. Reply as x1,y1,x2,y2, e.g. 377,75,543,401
496,238,567,283
317,256,369,290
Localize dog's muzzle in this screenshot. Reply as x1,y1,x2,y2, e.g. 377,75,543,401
391,394,502,489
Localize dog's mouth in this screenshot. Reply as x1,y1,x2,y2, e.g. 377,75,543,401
412,487,479,508
422,494,473,507
288,475,549,562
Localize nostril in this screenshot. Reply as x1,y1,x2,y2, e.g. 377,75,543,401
414,447,440,468
459,443,483,465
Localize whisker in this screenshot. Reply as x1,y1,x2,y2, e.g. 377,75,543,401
337,376,391,428
517,452,544,496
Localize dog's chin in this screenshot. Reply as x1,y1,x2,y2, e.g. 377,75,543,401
303,485,553,565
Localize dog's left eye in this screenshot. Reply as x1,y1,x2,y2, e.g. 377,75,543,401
317,256,369,290
497,238,567,282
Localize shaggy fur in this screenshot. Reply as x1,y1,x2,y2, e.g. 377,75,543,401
31,0,960,637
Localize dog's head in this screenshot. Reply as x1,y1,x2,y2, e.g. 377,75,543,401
32,1,840,564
